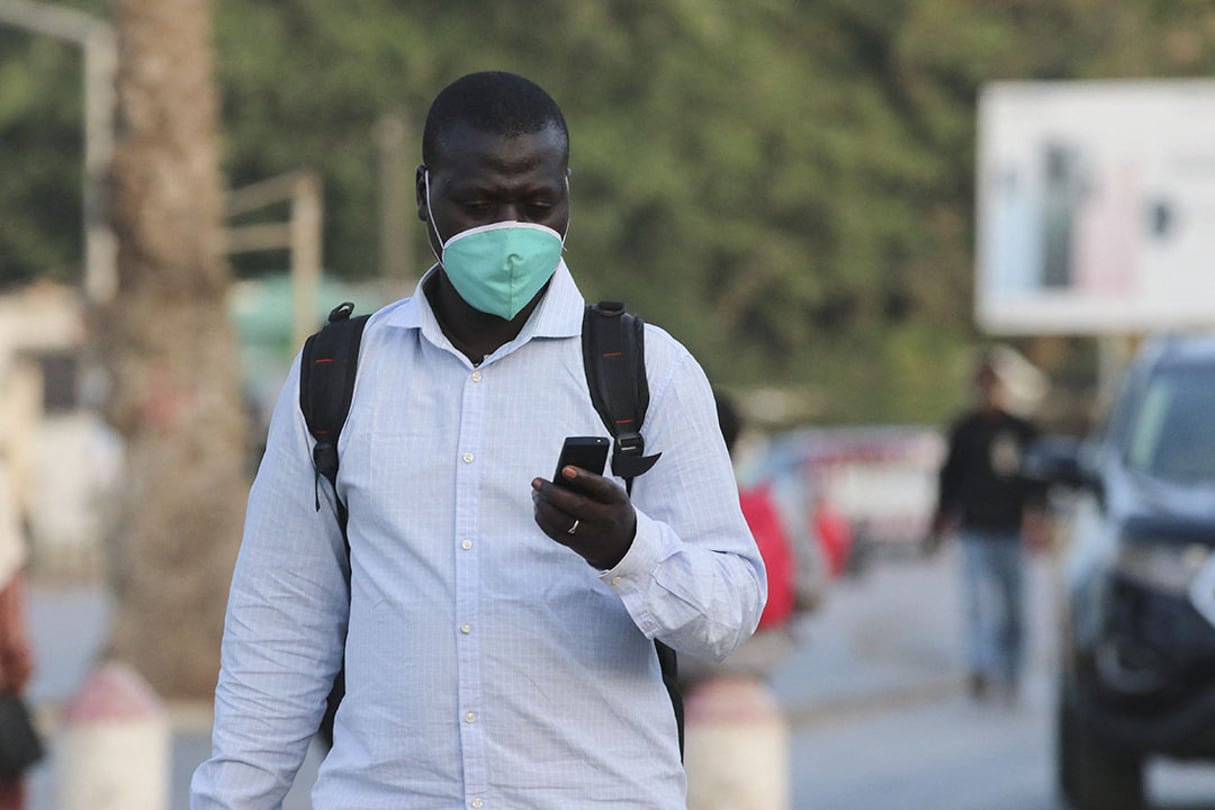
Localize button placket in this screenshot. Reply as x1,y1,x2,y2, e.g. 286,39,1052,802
453,360,488,801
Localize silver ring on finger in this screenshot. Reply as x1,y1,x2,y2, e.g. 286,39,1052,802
567,519,580,535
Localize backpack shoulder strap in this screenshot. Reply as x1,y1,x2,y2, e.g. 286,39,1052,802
581,301,661,493
581,300,681,757
299,302,367,750
299,301,370,530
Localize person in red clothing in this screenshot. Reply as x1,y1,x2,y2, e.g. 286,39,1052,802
810,491,851,581
0,457,33,810
738,483,796,631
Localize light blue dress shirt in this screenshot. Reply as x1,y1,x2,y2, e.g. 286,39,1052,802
191,263,766,809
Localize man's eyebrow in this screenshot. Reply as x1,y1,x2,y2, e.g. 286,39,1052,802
448,177,564,195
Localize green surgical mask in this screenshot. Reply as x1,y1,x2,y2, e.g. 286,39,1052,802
440,221,564,320
425,170,566,320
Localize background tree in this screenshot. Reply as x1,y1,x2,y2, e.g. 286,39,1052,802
5,0,1215,429
99,0,245,697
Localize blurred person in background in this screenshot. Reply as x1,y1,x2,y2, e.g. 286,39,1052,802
192,71,765,809
927,346,1048,704
0,450,33,810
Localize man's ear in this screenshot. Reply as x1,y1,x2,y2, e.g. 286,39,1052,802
415,164,429,222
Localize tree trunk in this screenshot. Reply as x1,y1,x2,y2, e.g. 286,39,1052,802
101,0,245,699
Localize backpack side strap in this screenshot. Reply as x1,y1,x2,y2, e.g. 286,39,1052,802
299,302,367,750
582,300,680,758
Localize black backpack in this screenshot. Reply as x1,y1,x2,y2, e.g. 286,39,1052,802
299,300,681,755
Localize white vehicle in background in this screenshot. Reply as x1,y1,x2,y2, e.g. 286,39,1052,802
753,426,946,575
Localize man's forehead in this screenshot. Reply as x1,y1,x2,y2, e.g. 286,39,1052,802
431,122,567,174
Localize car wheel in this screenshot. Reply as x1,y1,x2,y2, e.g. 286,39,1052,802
1057,688,1145,810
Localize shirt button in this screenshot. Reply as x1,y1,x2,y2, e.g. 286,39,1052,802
461,539,473,550
464,711,477,723
471,799,484,809
462,452,474,464
460,623,472,635
612,576,623,585
471,370,483,383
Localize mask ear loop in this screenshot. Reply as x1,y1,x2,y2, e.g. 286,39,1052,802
423,168,444,267
560,174,571,252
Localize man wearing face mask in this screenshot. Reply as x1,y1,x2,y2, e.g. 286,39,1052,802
191,71,766,809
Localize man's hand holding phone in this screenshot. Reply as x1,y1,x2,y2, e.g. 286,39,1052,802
532,436,637,569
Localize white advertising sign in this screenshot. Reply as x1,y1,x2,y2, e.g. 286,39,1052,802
976,80,1215,334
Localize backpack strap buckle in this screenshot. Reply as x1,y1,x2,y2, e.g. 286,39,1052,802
615,431,644,456
611,431,661,480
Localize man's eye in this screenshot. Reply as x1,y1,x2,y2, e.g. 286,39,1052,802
462,201,492,211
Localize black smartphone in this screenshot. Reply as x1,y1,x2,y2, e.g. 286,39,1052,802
553,436,610,490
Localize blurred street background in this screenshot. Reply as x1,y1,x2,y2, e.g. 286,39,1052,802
3,0,1215,808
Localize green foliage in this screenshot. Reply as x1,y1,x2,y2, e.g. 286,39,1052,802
0,30,85,286
4,0,1214,422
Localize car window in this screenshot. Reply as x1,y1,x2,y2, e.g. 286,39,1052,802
1125,365,1215,480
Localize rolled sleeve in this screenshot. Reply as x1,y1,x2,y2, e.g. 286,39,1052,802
603,335,767,663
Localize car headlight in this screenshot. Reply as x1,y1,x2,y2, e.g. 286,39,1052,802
1115,539,1210,595
1189,554,1215,628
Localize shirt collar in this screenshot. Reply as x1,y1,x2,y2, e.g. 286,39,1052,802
382,259,585,345
520,259,585,340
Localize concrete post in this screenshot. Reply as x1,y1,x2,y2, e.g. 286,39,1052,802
58,660,169,810
374,110,414,291
289,172,323,351
684,676,790,810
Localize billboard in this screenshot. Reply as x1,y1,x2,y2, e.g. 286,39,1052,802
976,80,1215,335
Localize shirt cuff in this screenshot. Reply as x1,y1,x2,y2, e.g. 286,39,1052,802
598,507,664,593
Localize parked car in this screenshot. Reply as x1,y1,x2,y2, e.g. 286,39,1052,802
1030,335,1215,810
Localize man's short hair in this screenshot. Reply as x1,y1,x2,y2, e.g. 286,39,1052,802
422,71,569,167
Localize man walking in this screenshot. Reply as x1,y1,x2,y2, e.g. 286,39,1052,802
929,347,1047,704
191,71,765,809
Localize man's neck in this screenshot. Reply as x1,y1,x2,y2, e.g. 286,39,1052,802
424,271,542,365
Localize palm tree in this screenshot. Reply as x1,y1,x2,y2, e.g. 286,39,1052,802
101,0,246,698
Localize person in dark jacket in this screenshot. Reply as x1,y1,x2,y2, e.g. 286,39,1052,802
928,348,1048,703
